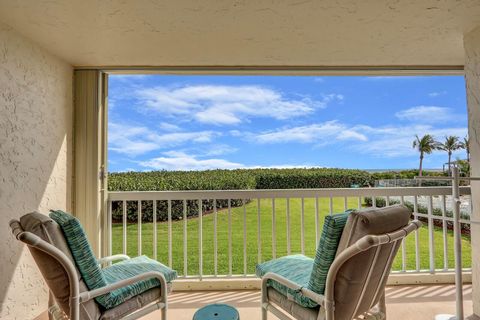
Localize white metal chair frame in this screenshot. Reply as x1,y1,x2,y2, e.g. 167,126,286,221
9,220,169,320
261,220,421,320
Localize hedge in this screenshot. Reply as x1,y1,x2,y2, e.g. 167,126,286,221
109,168,371,222
108,168,452,223
254,168,372,189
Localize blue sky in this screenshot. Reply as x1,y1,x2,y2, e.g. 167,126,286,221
108,75,468,172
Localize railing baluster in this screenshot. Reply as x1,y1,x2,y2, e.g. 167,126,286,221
228,199,232,276
343,196,348,211
153,200,157,261
441,195,448,270
400,196,406,272
108,200,112,260
272,198,276,259
414,196,420,272
301,197,305,255
386,196,390,206
428,195,435,273
329,197,333,215
243,199,247,276
138,200,142,256
286,197,291,255
257,198,262,263
182,199,187,276
314,196,319,246
123,200,127,255
372,196,377,208
357,196,362,209
168,199,172,268
198,199,203,279
214,199,218,276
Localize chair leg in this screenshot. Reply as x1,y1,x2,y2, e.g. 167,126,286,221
262,304,268,320
162,306,167,320
261,278,269,320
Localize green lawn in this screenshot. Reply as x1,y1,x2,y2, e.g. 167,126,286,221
111,197,471,276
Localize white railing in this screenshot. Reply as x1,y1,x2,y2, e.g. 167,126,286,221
106,186,472,280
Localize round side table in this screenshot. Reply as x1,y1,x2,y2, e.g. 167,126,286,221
193,303,239,320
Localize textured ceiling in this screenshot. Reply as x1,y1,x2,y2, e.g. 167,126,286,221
1,0,480,67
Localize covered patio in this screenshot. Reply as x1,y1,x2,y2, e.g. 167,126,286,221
3,1,480,319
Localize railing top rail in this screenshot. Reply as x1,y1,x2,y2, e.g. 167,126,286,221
108,186,470,201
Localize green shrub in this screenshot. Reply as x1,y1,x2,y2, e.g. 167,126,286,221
108,168,372,222
108,168,459,223
255,168,371,189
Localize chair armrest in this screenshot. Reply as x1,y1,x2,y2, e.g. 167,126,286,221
262,272,325,305
97,254,130,265
78,271,168,303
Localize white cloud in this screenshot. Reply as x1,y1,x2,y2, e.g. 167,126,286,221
139,151,243,171
395,106,459,123
159,122,182,132
230,130,243,137
428,91,447,97
245,120,466,159
138,151,323,171
252,121,367,144
337,130,368,141
201,144,238,156
108,122,218,156
135,85,343,125
351,124,467,158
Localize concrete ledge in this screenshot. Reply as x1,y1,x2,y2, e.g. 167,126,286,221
172,272,472,291
387,272,472,285
173,278,261,291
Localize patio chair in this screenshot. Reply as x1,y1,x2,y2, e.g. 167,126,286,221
9,210,177,320
257,205,421,320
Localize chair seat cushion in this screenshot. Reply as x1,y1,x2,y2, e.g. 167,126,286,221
256,254,318,308
97,255,177,309
267,288,321,320
100,284,173,320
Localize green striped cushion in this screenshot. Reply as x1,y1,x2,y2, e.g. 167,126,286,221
49,210,108,294
50,210,177,310
98,255,177,309
256,210,352,308
256,254,317,308
307,210,352,295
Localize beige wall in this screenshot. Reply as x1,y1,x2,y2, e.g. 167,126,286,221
0,22,73,319
465,25,480,317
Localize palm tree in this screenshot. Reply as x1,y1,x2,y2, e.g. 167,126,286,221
462,136,470,164
412,134,437,177
437,135,464,175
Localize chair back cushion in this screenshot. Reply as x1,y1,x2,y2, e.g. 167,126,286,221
332,205,411,319
49,211,108,295
307,210,351,295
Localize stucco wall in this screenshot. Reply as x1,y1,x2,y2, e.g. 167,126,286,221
0,22,73,319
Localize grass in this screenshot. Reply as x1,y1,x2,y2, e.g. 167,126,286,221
111,197,471,276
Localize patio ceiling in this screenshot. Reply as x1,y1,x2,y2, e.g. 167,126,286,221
1,0,480,68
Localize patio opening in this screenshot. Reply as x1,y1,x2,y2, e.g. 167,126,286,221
105,74,471,282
